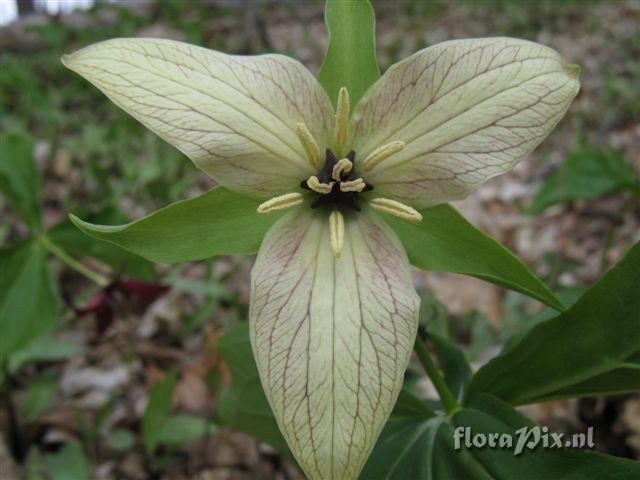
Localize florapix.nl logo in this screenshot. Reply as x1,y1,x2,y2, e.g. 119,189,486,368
454,426,595,456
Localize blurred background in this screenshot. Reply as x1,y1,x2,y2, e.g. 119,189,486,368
1,1,639,478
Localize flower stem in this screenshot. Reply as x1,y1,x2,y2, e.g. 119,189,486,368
37,235,109,287
413,334,460,416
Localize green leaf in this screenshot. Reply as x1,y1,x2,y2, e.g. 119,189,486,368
393,389,437,418
501,286,586,354
21,374,57,421
385,204,564,311
8,335,85,373
0,133,42,231
48,209,156,281
540,359,640,400
0,240,59,365
467,242,640,405
530,146,638,213
419,292,452,339
70,187,283,264
360,393,640,479
214,322,290,454
142,371,177,455
44,443,91,480
463,310,500,362
318,0,380,109
156,414,209,446
429,334,472,403
106,429,135,451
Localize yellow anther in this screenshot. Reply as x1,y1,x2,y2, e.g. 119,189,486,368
369,197,423,223
294,122,320,167
332,158,353,181
362,141,406,171
329,210,344,257
307,176,334,194
257,192,303,213
335,87,349,154
339,178,366,193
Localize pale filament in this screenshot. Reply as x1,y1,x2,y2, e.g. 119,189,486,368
329,209,345,257
369,197,423,223
306,176,334,194
335,87,349,155
257,192,303,213
332,158,353,181
294,122,320,168
362,141,406,171
339,178,366,193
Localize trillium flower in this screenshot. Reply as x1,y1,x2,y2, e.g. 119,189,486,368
63,36,579,479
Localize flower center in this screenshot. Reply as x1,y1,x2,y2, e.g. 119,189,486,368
256,86,423,258
300,149,373,211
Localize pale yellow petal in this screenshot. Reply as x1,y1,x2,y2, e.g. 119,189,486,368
63,38,334,198
351,38,580,207
250,210,419,479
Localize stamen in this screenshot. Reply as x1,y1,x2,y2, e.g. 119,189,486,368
332,158,353,181
340,178,366,193
335,87,349,154
257,192,303,213
306,175,334,194
369,197,423,223
329,210,344,257
294,122,320,167
362,141,406,171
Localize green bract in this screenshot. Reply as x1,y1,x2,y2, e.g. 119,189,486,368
62,3,580,478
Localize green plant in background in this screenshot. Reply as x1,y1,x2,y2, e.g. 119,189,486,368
530,145,639,214
0,132,173,474
1,133,93,367
0,2,203,217
0,131,162,369
3,0,634,478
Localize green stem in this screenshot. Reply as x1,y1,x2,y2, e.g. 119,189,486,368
414,335,460,416
37,235,109,287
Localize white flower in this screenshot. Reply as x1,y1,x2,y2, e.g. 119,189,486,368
63,36,579,479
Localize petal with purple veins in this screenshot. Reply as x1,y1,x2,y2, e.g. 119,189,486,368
63,38,334,198
250,208,419,479
351,37,580,208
